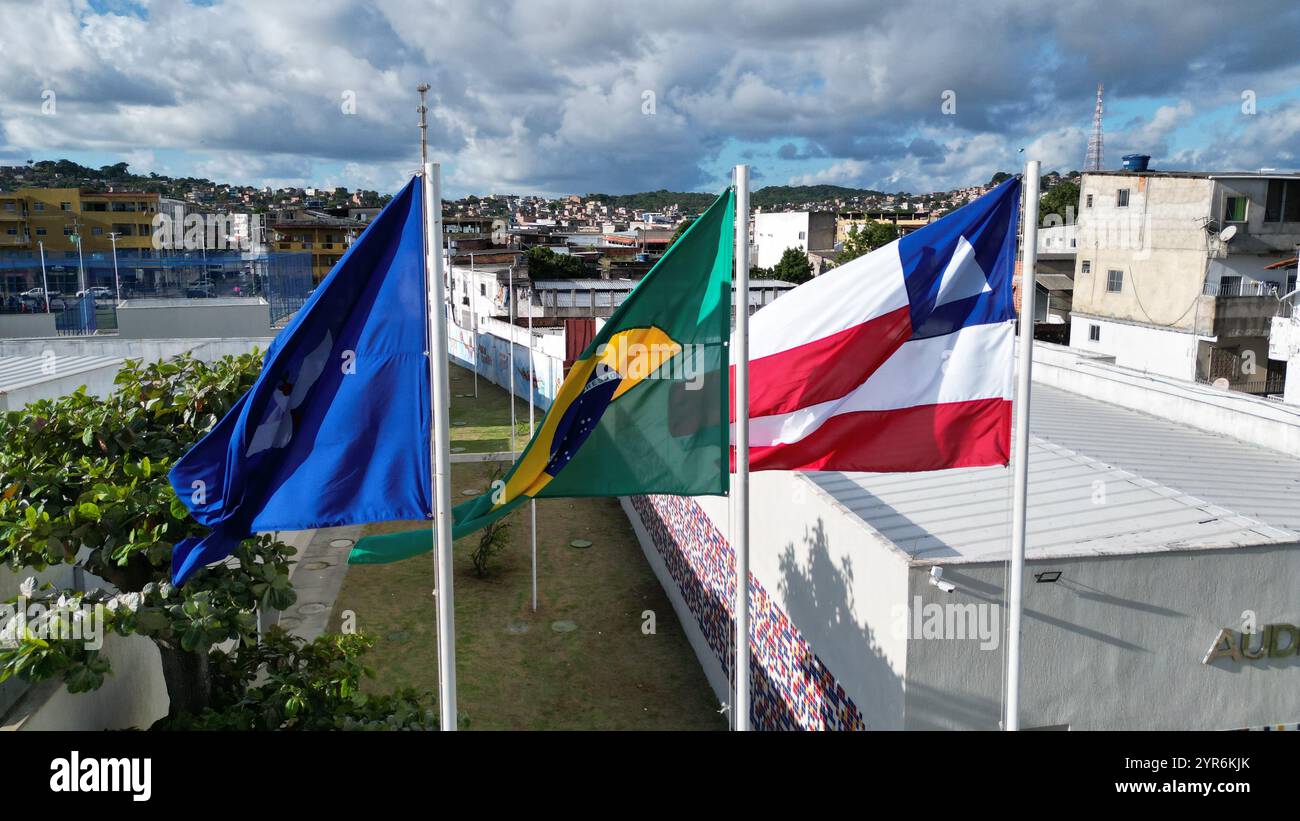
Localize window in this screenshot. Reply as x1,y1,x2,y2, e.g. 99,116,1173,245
1106,269,1123,292
1081,260,1091,275
1219,275,1242,297
1085,194,1093,208
1264,179,1300,223
32,202,45,211
797,231,806,240
480,283,486,296
91,227,103,236
2,202,13,212
35,227,46,236
59,202,72,211
1089,324,1101,342
63,225,74,236
1223,195,1248,223
1288,273,1297,294
5,228,16,236
1116,189,1130,207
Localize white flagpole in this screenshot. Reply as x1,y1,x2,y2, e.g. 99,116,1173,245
471,254,479,399
509,273,517,455
1006,159,1040,731
424,162,458,731
732,164,751,731
527,287,537,612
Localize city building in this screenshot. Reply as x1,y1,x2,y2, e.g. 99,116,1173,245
0,187,163,293
1069,170,1299,396
835,209,937,243
270,210,367,281
752,211,836,269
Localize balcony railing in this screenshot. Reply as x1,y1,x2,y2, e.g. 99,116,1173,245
1202,280,1282,298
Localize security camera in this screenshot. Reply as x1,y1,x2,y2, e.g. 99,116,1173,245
929,566,956,594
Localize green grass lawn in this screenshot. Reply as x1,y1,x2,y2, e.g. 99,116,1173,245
328,362,724,730
445,365,533,454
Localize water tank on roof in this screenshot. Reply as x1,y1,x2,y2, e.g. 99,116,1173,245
1121,154,1151,172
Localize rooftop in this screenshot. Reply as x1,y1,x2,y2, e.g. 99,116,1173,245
1084,169,1300,180
809,382,1300,565
0,353,123,396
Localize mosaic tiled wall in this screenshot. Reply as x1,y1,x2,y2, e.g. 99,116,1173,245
630,494,866,731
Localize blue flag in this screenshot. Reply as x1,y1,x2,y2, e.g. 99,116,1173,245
168,178,431,584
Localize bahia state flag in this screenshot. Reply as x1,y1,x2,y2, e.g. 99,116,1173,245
740,177,1021,473
348,187,735,565
168,177,432,585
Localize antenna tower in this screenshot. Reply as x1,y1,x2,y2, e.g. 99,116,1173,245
1085,83,1104,171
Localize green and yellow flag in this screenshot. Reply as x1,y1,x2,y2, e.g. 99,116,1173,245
349,187,734,565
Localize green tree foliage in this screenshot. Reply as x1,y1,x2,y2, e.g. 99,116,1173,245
836,221,899,265
1039,179,1080,226
160,630,436,730
524,246,587,280
767,247,814,285
0,353,294,716
0,352,436,728
750,184,884,209
669,217,695,245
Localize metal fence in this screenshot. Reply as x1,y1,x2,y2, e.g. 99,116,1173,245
0,250,313,329
54,294,96,335
260,253,314,326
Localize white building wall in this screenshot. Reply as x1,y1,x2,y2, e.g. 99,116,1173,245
692,473,912,729
905,543,1300,730
753,212,811,269
0,313,57,339
1067,315,1200,380
115,299,271,339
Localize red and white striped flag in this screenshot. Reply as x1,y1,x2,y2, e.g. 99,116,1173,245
736,178,1022,473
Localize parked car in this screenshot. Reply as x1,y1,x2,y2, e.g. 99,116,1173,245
76,287,114,301
20,287,58,300
184,285,213,298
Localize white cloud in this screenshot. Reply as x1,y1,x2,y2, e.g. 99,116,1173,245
0,0,1298,195
788,160,867,186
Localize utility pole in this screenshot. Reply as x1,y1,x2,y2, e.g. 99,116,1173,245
70,217,86,294
38,240,49,313
108,232,122,303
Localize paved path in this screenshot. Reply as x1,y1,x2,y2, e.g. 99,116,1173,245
275,524,365,642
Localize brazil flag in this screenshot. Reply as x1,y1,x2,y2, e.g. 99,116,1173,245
349,187,734,565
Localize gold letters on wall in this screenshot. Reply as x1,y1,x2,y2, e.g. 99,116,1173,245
1203,624,1300,665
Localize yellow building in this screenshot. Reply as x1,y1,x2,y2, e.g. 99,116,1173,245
271,214,365,281
0,187,163,294
0,187,160,258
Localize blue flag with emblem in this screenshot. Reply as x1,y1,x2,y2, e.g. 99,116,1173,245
168,177,431,585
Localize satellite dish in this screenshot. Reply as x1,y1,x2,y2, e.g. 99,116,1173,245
1219,225,1238,243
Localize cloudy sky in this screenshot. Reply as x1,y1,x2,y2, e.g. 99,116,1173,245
1,0,1299,198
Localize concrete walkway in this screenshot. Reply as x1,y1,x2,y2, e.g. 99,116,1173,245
275,524,365,642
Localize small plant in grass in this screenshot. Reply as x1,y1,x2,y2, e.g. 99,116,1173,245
472,518,510,579
470,466,510,578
